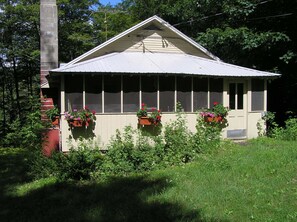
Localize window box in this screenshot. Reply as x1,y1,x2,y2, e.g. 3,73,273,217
138,117,152,126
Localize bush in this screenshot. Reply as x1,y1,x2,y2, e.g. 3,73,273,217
163,110,196,165
271,118,297,141
29,138,104,181
29,108,224,181
194,115,222,154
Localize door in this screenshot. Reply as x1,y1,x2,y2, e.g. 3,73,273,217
227,81,247,139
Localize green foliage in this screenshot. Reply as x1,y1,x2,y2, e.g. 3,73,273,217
270,118,297,141
2,97,44,149
163,109,196,164
29,138,104,181
29,108,223,181
194,115,222,153
45,106,60,120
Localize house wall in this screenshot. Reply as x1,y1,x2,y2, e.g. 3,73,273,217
59,76,267,151
60,113,202,151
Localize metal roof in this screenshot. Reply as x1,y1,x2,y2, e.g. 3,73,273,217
51,52,280,78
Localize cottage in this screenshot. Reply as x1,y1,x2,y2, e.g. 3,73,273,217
43,13,279,152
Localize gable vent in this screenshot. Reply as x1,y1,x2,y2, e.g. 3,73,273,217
144,24,162,31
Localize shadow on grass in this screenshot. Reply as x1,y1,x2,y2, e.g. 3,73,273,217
0,148,30,192
0,149,228,222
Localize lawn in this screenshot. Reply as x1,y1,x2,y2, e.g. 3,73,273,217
0,138,296,221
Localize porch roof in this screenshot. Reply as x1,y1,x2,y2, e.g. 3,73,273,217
51,52,280,78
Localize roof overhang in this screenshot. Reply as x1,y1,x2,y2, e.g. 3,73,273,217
51,52,280,78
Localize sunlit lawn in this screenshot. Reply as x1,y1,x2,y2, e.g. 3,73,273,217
1,138,296,221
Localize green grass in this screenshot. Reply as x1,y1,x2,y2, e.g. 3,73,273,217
1,138,297,221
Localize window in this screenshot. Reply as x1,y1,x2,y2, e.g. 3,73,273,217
159,76,175,112
123,76,139,112
104,75,121,113
85,75,102,113
251,79,264,111
229,83,244,110
141,76,157,109
65,75,83,111
177,76,191,112
64,75,231,114
193,77,208,110
210,78,223,107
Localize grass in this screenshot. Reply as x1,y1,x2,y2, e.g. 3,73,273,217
0,138,297,221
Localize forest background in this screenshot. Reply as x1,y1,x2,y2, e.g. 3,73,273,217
0,0,296,147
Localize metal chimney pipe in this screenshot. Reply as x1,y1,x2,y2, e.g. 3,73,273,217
40,0,58,88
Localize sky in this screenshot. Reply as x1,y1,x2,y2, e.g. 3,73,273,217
100,0,123,6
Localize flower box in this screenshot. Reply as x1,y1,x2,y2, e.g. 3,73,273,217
51,116,60,126
138,117,152,126
204,116,223,123
137,103,162,126
70,119,84,127
65,107,96,129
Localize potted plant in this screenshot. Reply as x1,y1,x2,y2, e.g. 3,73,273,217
45,106,60,126
65,106,96,128
137,103,162,126
200,102,229,127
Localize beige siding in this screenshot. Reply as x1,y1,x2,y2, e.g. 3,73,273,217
80,24,211,62
60,113,198,151
60,110,265,151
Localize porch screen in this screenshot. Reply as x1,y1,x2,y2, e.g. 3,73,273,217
65,75,83,111
159,76,175,112
104,75,121,113
210,78,223,107
193,77,208,110
177,76,191,112
141,76,157,110
252,79,264,111
123,76,139,112
85,75,102,113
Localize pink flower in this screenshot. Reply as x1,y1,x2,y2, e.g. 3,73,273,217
142,103,145,107
214,102,218,106
92,110,96,115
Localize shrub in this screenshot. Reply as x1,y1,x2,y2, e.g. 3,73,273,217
194,115,222,154
55,138,103,181
163,109,196,165
271,118,297,141
29,138,103,181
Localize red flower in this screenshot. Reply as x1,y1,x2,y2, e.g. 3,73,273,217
213,102,218,106
142,103,145,107
84,106,89,110
92,110,96,115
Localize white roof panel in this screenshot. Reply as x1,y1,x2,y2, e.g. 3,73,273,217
51,52,280,78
